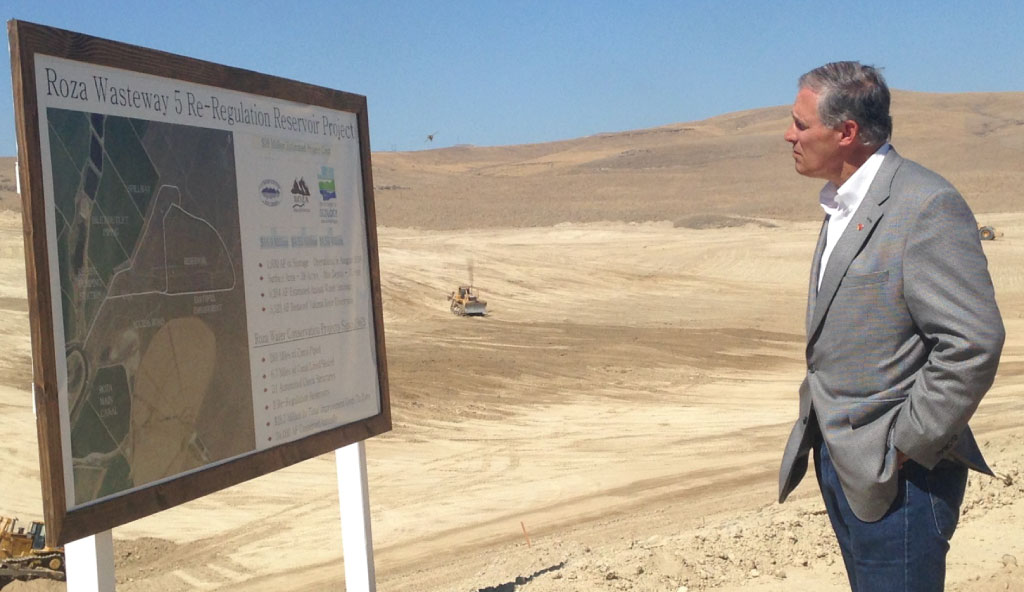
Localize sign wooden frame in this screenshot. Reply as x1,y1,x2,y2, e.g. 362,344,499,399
8,20,391,545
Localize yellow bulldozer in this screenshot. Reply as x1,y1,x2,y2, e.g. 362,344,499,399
448,259,488,317
448,285,487,316
0,516,65,588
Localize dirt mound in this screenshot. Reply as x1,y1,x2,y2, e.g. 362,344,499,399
673,214,778,230
1,580,65,592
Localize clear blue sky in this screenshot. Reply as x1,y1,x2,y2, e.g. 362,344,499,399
3,1,1023,155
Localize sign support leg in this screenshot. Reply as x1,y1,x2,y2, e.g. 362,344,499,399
66,529,115,592
336,441,376,591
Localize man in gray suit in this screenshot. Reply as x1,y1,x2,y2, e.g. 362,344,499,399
777,61,1005,591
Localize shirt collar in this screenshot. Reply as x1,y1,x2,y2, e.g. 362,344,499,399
819,143,891,217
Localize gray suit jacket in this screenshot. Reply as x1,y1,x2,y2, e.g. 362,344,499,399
778,147,1005,522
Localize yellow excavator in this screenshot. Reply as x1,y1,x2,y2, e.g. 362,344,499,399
0,516,65,588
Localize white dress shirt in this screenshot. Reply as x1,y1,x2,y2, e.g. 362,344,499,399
818,144,891,289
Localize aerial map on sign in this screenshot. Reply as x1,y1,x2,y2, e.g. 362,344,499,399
46,107,255,505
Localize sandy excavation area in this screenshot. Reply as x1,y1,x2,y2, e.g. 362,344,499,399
2,90,1024,592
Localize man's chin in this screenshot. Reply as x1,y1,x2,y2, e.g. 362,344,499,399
793,164,815,179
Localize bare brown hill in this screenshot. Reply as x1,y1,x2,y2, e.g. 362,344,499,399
4,90,1022,228
0,157,17,211
370,90,1024,229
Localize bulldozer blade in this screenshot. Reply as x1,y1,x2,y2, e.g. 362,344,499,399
464,302,487,316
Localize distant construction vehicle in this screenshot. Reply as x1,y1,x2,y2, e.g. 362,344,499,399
448,259,488,317
979,225,997,241
0,516,65,588
448,285,487,316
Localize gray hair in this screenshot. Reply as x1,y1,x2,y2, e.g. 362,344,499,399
798,61,892,147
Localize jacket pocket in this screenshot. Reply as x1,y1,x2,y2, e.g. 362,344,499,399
848,396,904,428
842,269,889,288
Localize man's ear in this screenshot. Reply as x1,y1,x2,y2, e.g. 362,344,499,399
837,119,860,147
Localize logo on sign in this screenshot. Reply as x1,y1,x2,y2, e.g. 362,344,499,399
291,177,310,197
259,180,281,206
291,178,311,211
318,166,337,201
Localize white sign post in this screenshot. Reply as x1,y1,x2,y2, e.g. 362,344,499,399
337,441,377,591
65,530,115,592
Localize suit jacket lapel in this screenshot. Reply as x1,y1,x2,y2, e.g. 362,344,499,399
808,149,904,341
806,216,829,335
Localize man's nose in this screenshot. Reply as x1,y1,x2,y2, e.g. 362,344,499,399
783,126,797,144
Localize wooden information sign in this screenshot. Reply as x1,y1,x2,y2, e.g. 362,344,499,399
8,20,391,545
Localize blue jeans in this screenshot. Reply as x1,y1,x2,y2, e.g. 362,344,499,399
814,439,968,591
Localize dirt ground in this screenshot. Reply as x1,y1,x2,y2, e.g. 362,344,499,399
2,92,1024,591
2,209,1023,592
